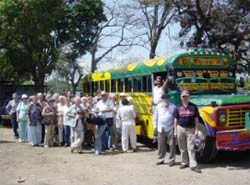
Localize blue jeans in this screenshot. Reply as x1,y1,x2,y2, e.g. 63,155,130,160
106,118,113,149
64,125,71,146
95,124,106,153
10,113,18,137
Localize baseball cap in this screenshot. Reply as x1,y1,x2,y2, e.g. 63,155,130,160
181,90,190,97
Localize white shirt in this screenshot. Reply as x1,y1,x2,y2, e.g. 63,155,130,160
153,86,164,105
153,102,176,133
117,105,136,126
96,99,114,118
62,106,70,126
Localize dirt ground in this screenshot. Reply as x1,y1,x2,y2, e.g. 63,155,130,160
0,126,249,185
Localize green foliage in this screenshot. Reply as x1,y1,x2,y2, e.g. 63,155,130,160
0,54,29,83
57,0,106,57
173,0,250,72
0,0,106,92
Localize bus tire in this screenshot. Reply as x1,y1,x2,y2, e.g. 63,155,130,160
196,135,217,163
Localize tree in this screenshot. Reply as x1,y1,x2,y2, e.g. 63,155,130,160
125,0,176,59
0,0,64,92
56,52,89,94
173,0,250,72
88,1,141,72
56,0,106,86
0,54,29,83
0,0,106,92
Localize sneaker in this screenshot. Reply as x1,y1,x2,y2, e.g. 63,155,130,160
19,139,22,143
95,151,100,155
179,164,188,169
191,167,202,173
44,145,49,148
156,161,164,165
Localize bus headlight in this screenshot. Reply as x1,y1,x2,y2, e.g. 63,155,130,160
218,110,227,126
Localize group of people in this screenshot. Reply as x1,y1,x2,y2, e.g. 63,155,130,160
152,76,202,173
4,76,203,173
5,91,137,155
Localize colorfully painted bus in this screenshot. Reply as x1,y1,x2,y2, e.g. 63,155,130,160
82,48,250,162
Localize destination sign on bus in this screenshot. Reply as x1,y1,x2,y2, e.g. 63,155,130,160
177,57,223,66
193,58,222,66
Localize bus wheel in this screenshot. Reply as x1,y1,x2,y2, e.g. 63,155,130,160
196,135,217,163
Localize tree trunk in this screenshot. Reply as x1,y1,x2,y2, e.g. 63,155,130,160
72,84,77,95
28,48,45,93
91,52,97,73
149,41,157,59
32,72,45,93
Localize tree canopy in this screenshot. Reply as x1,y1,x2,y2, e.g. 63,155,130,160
173,0,250,72
0,0,106,92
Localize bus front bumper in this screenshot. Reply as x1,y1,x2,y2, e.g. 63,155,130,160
216,129,250,151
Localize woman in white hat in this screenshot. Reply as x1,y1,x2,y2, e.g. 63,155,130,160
16,94,29,142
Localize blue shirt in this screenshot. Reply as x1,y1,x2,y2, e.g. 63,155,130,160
153,102,176,133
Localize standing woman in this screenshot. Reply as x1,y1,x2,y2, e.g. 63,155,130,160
57,96,66,146
27,96,43,146
86,97,97,145
42,98,57,148
16,94,29,142
37,93,46,143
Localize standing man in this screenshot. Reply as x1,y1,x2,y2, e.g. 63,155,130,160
150,76,168,110
154,93,176,166
6,93,20,139
96,91,115,151
174,90,202,173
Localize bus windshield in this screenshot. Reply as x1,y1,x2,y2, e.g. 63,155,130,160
174,69,236,94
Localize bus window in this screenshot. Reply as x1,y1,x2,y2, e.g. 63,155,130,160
125,78,133,92
133,77,142,92
111,80,116,92
100,81,104,91
118,79,124,92
92,82,98,93
105,80,110,92
142,76,147,92
147,75,152,92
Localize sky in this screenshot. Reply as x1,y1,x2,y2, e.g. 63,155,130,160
78,0,188,72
